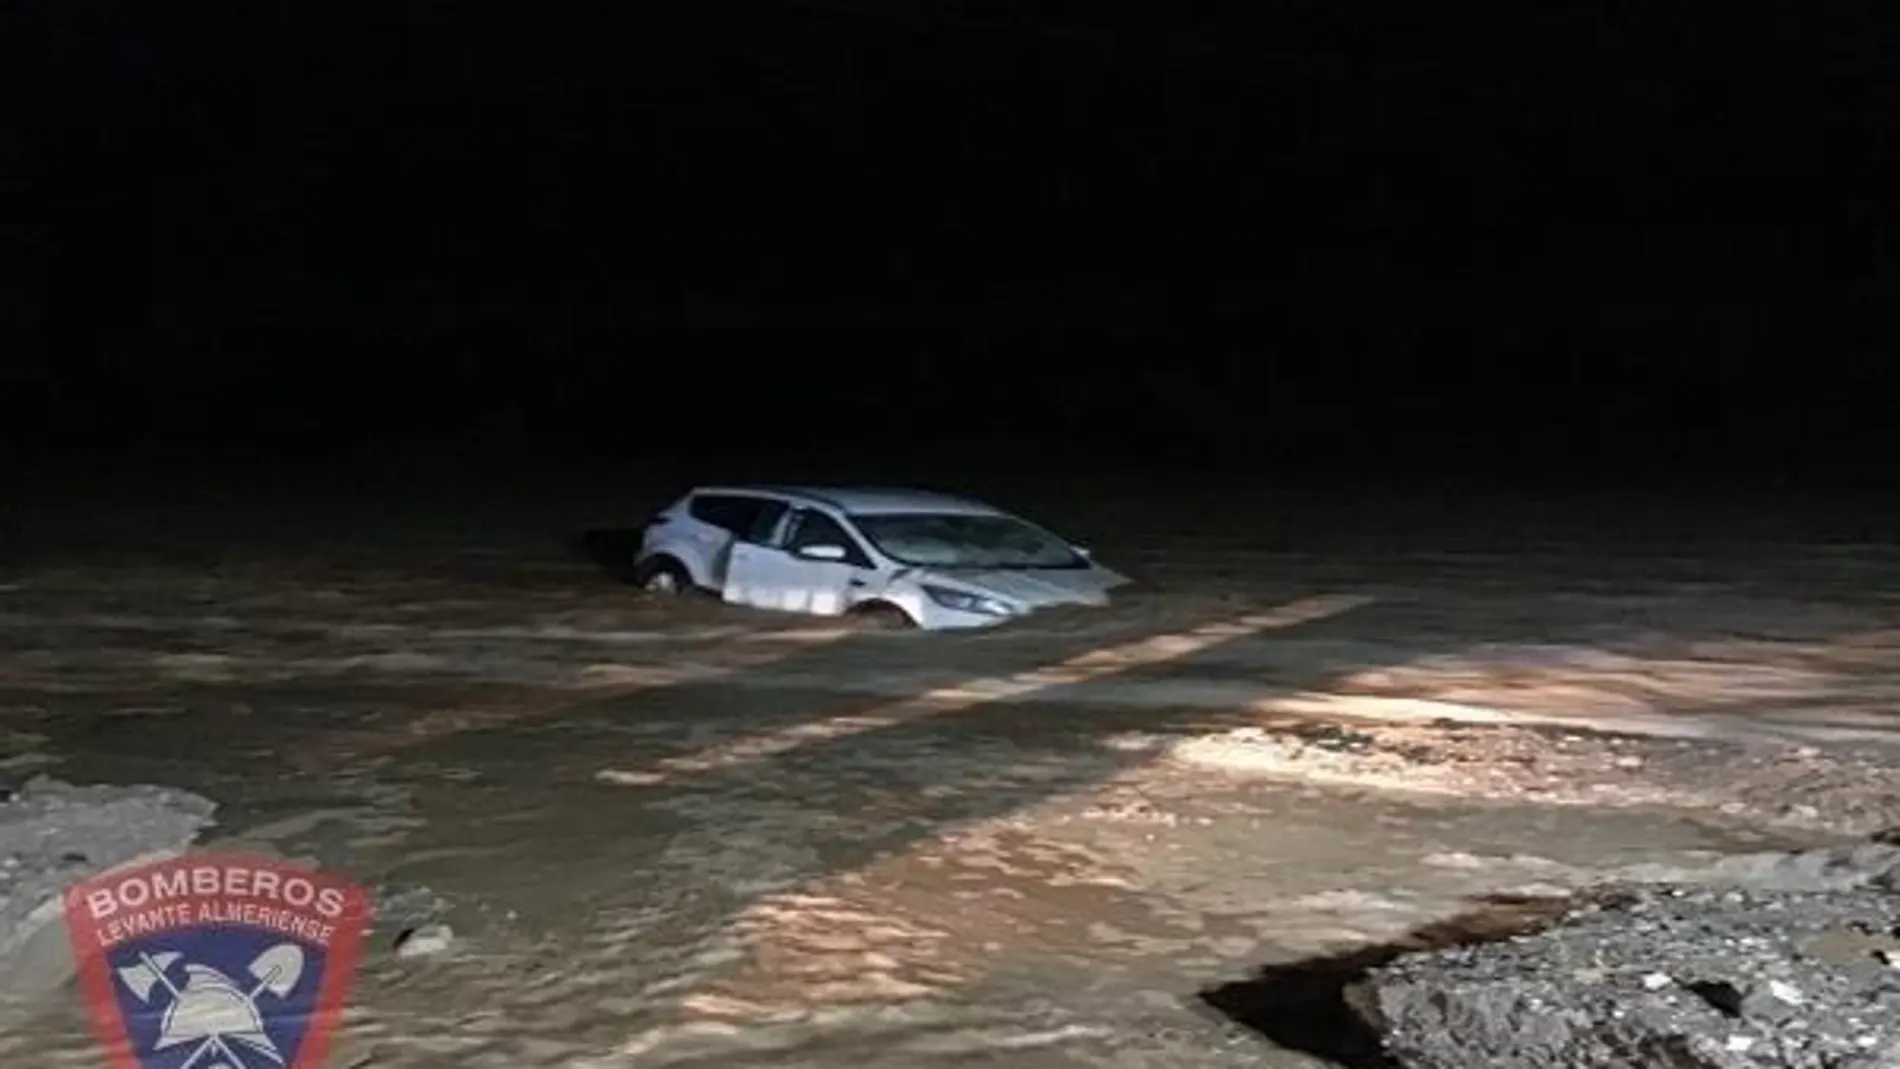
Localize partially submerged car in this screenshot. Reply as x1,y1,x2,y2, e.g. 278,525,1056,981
632,485,1129,629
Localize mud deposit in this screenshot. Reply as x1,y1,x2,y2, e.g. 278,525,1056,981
1365,875,1900,1069
3,485,1899,1066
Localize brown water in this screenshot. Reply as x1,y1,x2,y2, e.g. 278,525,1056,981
3,481,1899,1066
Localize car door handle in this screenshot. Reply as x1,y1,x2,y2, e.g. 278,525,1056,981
848,578,867,588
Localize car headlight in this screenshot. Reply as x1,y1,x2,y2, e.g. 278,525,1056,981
921,584,1015,616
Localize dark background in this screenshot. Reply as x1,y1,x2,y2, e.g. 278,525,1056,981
1,1,1888,486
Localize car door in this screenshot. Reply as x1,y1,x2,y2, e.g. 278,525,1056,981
723,508,875,616
653,492,784,588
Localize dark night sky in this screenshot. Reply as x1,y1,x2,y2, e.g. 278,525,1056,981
1,2,1888,481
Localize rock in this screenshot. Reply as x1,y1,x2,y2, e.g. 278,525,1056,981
393,923,454,958
1741,979,1805,1022
0,777,216,1002
370,884,450,936
1365,884,1900,1068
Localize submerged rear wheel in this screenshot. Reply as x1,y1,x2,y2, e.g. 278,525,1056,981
633,557,695,597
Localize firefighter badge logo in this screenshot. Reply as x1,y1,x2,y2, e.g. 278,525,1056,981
64,852,371,1069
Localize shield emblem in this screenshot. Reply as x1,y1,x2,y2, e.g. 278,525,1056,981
65,852,371,1069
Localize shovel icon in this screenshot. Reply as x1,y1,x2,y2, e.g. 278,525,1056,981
116,944,307,1069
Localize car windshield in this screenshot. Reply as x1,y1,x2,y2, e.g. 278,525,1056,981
849,512,1085,569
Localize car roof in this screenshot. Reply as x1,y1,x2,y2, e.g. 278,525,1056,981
695,484,1003,516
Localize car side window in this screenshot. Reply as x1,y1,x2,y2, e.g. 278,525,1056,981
784,510,872,568
688,494,779,540
744,500,790,544
687,494,744,533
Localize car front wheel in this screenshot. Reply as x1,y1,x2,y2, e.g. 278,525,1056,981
848,600,917,630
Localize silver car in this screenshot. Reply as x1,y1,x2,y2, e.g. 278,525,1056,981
632,485,1128,630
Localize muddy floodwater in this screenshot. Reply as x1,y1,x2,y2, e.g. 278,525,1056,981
4,480,1900,1066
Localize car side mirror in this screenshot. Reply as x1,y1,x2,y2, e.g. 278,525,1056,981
795,543,848,561
1073,544,1093,559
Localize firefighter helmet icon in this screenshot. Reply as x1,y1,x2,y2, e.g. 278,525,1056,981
65,852,370,1069
116,944,306,1068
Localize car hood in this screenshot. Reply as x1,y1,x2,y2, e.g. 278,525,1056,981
911,564,1129,609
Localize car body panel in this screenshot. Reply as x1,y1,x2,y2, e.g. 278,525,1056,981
723,541,864,615
636,485,1128,629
